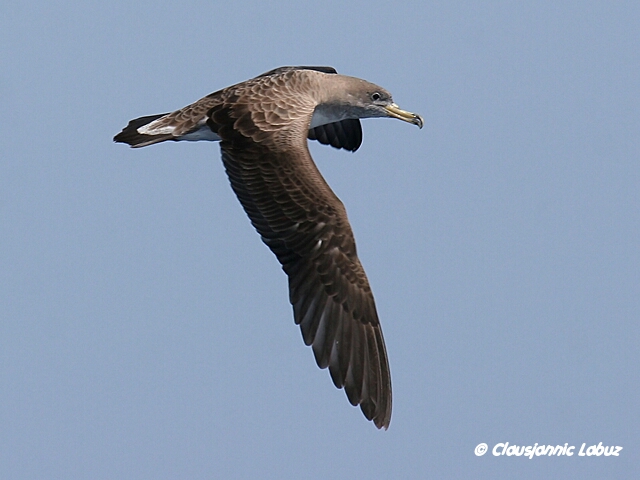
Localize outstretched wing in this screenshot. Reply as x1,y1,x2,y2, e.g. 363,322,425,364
114,66,363,152
207,86,392,429
308,118,362,152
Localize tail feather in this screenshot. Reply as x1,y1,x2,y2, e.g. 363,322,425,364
113,113,172,147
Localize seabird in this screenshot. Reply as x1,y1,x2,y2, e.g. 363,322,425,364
114,66,423,429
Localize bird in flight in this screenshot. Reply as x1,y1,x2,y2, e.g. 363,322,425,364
114,66,423,429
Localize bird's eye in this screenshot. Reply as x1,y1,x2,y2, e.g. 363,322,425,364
371,92,382,101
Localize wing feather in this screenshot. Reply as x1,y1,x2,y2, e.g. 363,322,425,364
212,86,392,428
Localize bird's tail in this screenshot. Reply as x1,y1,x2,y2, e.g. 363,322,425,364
113,113,172,148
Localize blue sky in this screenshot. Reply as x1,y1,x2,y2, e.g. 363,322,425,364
1,1,638,478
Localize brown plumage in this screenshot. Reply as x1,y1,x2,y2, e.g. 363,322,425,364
114,66,423,429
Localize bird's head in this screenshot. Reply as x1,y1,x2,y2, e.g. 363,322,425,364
337,77,424,128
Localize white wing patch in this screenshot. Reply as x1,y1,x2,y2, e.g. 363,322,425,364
138,116,221,142
137,118,176,135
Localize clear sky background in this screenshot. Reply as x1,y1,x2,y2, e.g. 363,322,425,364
2,1,638,478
